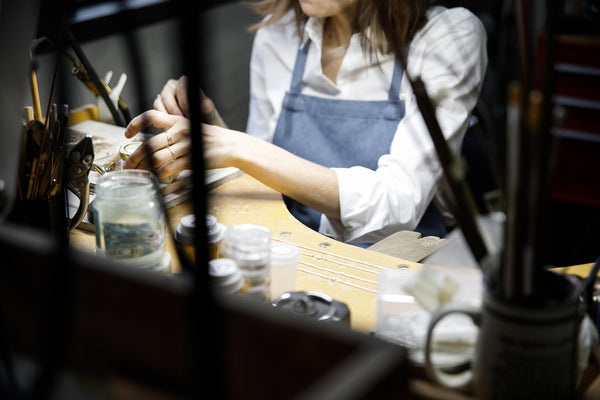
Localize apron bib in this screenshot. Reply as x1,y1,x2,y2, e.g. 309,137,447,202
273,39,445,239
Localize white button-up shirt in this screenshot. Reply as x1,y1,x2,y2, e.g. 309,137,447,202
246,6,488,243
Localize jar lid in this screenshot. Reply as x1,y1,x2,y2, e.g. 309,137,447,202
270,242,300,267
222,224,271,252
180,214,196,233
209,258,244,293
119,141,143,161
209,224,226,244
175,214,195,245
175,214,227,246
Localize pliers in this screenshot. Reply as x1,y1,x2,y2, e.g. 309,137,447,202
66,136,94,230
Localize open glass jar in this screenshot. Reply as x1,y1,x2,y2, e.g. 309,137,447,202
92,170,166,269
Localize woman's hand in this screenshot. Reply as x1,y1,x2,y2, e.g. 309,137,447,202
153,76,189,117
123,110,192,179
153,75,227,127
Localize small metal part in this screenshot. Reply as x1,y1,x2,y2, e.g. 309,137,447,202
93,164,106,175
318,242,332,248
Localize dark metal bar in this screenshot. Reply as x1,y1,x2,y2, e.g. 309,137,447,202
397,60,489,266
176,1,225,398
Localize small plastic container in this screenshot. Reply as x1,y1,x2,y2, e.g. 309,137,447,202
208,258,246,294
375,268,420,347
92,170,166,269
270,242,300,300
221,224,271,301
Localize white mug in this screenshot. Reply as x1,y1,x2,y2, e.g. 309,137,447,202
424,283,585,399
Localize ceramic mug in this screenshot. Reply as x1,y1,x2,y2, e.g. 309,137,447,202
423,282,585,400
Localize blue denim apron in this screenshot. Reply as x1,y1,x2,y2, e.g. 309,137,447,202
273,39,446,240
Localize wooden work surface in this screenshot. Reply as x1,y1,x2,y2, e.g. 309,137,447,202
206,173,424,333
70,172,600,398
71,172,596,333
71,172,423,332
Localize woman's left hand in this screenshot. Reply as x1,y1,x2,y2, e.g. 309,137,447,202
123,110,192,179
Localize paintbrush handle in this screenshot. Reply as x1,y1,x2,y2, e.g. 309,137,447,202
29,69,43,121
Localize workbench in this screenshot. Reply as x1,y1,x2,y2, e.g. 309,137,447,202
69,171,600,398
71,172,426,333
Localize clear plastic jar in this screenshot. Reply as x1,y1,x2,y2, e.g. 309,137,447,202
92,170,166,269
222,224,271,301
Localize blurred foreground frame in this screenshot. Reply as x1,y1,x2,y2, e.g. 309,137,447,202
0,221,410,399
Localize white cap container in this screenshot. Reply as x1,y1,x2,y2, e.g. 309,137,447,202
221,224,271,301
208,258,245,294
270,242,300,300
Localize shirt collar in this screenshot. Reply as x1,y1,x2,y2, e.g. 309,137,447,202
301,17,369,53
301,17,325,48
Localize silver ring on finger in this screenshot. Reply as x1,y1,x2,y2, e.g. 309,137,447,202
165,132,173,146
167,146,176,161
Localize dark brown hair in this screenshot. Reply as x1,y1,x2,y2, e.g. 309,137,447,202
248,0,429,59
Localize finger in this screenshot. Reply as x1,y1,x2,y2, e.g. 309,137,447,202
124,134,190,171
160,79,185,116
141,139,190,171
124,110,175,138
154,155,192,180
122,143,152,170
175,76,190,117
153,94,167,114
123,132,168,169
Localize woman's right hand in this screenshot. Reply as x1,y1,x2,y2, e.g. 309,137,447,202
123,110,192,179
153,75,226,127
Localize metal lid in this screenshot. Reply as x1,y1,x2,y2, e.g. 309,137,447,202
272,291,350,325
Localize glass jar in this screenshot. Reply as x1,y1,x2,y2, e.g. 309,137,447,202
92,170,166,269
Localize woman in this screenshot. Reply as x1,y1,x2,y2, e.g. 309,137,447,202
123,0,487,244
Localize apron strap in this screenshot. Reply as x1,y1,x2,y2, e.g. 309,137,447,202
290,41,310,94
388,57,404,100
